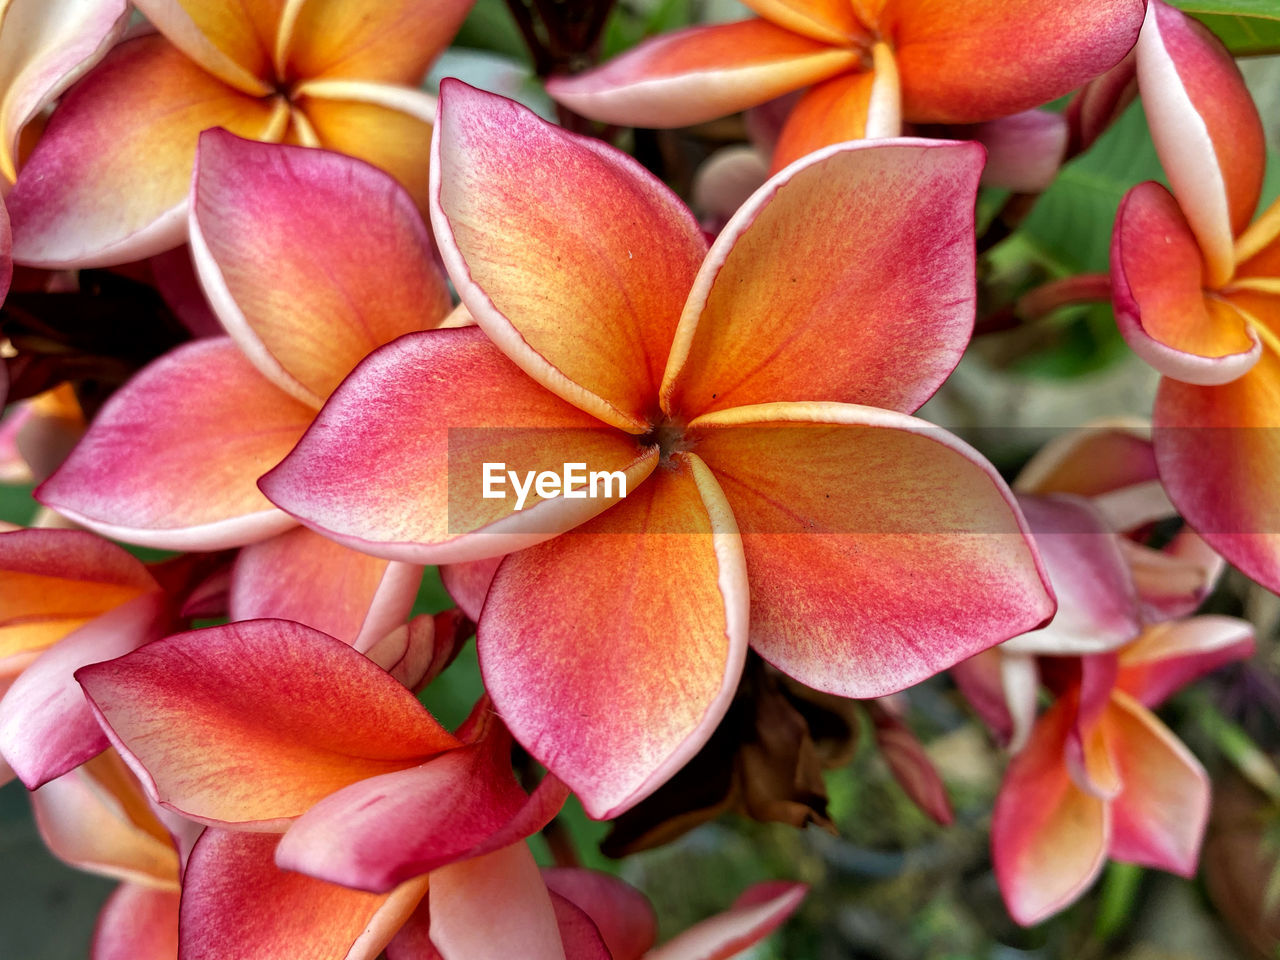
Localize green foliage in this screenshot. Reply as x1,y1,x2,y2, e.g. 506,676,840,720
1171,0,1280,55
0,483,36,526
454,0,530,63
602,0,694,60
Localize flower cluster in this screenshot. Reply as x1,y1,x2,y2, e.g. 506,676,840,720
0,0,1272,956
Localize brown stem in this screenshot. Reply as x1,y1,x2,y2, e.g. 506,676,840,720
977,192,1040,255
541,817,582,868
1016,272,1113,320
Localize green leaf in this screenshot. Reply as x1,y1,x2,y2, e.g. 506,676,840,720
1170,0,1280,55
454,0,530,64
1019,101,1165,275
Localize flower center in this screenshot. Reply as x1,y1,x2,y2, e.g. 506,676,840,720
638,418,692,465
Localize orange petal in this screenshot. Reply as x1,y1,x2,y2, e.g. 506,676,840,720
432,80,708,432
283,0,472,84
92,883,180,960
1103,692,1209,876
770,71,873,172
190,128,449,405
479,455,749,819
295,82,437,213
7,35,287,268
133,0,280,94
1112,181,1259,384
992,695,1109,926
545,20,860,129
893,0,1145,125
739,0,869,45
0,528,157,660
1154,345,1280,593
688,403,1054,698
663,138,982,419
76,620,460,827
31,749,178,888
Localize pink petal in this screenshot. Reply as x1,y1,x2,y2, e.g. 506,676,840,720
440,557,501,621
37,338,309,550
479,454,749,819
542,869,658,960
91,883,180,960
866,699,954,826
428,844,568,960
0,0,129,183
430,80,708,432
190,129,450,406
662,138,983,419
230,526,422,652
1117,615,1255,708
1002,494,1141,655
1136,0,1265,286
76,620,459,827
275,708,569,892
180,828,428,960
645,881,807,960
260,326,658,565
967,109,1068,193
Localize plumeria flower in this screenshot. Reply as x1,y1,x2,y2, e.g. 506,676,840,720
30,748,192,960
7,0,473,267
0,527,223,788
991,618,1255,925
1111,0,1280,592
0,0,129,188
77,617,572,959
394,856,808,960
261,81,1056,819
545,0,1143,171
955,421,1225,751
34,134,467,642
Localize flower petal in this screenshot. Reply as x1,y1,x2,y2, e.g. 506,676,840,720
276,707,569,892
1153,348,1280,592
91,883,180,960
428,844,567,960
545,20,858,129
295,83,438,213
992,695,1109,927
0,592,166,788
229,527,422,652
37,338,309,550
432,80,707,432
132,0,278,95
0,0,129,183
0,528,157,660
8,35,286,268
769,71,874,173
542,869,658,960
645,882,807,960
739,0,868,45
75,619,459,827
1014,420,1156,497
1136,0,1264,286
440,557,501,621
967,109,1069,194
190,128,449,405
31,749,179,888
1002,494,1141,655
1117,616,1255,708
689,403,1054,698
284,0,471,84
1111,182,1259,384
180,829,428,960
893,0,1144,125
479,454,749,819
662,139,982,419
1104,691,1209,876
260,326,658,565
